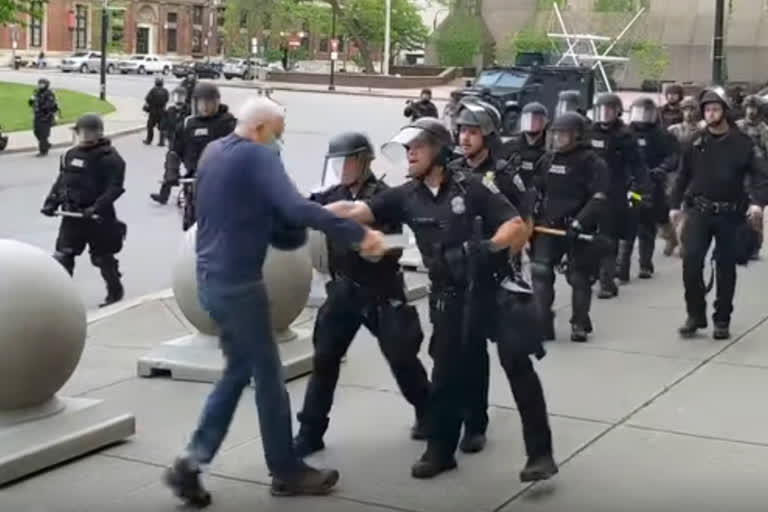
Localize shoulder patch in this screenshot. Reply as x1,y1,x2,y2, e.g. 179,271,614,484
482,171,500,194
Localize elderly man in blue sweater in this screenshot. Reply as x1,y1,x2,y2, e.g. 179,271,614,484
164,97,386,506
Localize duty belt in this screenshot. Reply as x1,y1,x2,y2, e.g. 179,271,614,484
691,196,741,215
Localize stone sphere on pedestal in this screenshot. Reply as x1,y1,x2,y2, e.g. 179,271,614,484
309,230,331,275
0,239,87,409
172,225,313,342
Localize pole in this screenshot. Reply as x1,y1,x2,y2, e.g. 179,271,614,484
99,0,108,100
329,3,337,91
383,0,391,75
712,0,725,84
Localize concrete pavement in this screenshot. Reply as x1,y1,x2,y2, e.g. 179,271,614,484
5,239,768,511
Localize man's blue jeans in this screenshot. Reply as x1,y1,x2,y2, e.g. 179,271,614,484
186,278,303,478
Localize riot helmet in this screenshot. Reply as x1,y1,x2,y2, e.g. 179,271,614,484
594,93,623,124
455,99,501,136
520,102,549,133
382,117,454,178
155,77,164,87
549,112,587,153
743,94,763,122
629,97,658,126
555,90,582,118
171,86,187,106
37,78,50,91
322,132,375,188
665,84,684,105
680,96,699,123
192,82,220,117
73,113,104,146
727,85,745,106
699,88,730,128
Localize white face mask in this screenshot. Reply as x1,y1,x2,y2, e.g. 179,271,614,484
594,105,616,124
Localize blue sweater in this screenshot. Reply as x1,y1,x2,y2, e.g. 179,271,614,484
196,134,365,283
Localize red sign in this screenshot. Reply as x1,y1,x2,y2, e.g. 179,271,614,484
330,39,339,52
288,39,301,48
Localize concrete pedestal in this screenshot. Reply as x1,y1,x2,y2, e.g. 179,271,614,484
307,271,430,308
0,397,135,485
136,326,314,384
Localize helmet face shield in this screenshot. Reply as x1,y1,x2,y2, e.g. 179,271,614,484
520,112,546,133
74,126,102,146
549,130,575,152
321,155,366,188
381,127,431,167
456,100,499,136
594,104,618,124
193,97,219,117
629,105,656,124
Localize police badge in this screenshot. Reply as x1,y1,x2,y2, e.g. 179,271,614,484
482,171,500,194
451,195,466,214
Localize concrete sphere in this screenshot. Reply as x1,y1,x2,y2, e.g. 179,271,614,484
0,239,87,409
308,230,330,275
172,225,312,338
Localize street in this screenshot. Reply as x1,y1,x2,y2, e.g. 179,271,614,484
0,70,441,310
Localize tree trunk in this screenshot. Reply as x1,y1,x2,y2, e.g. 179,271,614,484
323,0,376,73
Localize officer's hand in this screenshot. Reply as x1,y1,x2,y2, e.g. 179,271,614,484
359,228,386,258
40,206,56,217
747,204,764,229
670,209,683,225
82,206,98,219
566,220,583,244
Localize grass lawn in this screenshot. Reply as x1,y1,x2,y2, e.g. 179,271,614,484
0,81,115,133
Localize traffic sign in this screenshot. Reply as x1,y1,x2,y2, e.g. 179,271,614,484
288,39,301,48
330,51,338,61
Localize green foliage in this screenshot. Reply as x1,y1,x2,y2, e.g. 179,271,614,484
593,0,633,12
536,0,567,10
432,13,483,67
1,0,45,26
498,28,552,65
630,39,669,81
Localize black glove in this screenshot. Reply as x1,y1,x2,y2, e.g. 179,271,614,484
82,206,98,219
566,220,584,245
464,239,495,267
40,205,56,217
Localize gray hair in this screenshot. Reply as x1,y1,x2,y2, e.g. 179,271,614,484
236,97,286,130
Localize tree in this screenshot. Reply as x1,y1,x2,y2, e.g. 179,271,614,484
497,28,552,66
630,39,669,85
432,13,484,67
0,0,44,26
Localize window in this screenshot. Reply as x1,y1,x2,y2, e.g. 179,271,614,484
110,9,125,52
192,28,202,53
30,4,42,48
75,5,88,49
192,6,203,26
166,12,177,52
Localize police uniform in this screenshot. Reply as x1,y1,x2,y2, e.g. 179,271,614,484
621,120,680,278
144,82,170,146
659,104,683,129
295,174,430,454
532,140,610,341
43,138,127,306
736,118,768,160
29,82,58,156
502,133,548,187
671,94,768,337
368,168,553,478
589,118,648,298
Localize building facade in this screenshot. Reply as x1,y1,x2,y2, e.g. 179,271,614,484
0,0,223,59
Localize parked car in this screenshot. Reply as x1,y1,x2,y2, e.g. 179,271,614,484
172,61,221,79
222,58,265,80
61,51,117,73
118,55,172,75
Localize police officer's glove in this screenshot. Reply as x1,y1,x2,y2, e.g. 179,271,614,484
566,220,584,245
627,190,644,209
82,206,98,220
463,239,495,268
40,205,56,217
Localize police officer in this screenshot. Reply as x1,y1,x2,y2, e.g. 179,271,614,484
532,112,610,342
618,97,680,280
736,95,768,258
293,132,431,457
404,88,439,121
589,93,649,299
180,72,197,109
554,90,586,118
41,114,127,307
150,83,236,227
670,89,768,340
161,86,190,149
143,77,170,146
325,118,557,482
727,85,746,122
28,78,59,157
668,96,701,146
659,84,684,128
503,102,549,184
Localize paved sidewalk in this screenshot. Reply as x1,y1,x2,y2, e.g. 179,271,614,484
5,238,768,511
1,95,146,154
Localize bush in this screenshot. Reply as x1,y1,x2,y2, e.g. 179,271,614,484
433,14,484,67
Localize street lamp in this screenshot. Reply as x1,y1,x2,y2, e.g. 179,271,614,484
329,2,337,91
99,0,108,100
383,0,391,75
712,0,725,84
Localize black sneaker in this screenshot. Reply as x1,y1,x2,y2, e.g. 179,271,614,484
164,456,212,508
411,453,458,479
597,285,618,299
638,267,654,279
459,432,486,454
271,465,340,496
584,316,593,334
713,323,730,340
678,317,707,337
520,454,559,482
570,325,588,343
293,434,325,458
150,192,168,205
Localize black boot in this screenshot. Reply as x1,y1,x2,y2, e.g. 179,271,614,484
678,317,707,337
410,411,427,440
597,283,618,299
411,445,457,479
616,240,631,284
713,322,730,340
99,260,124,308
638,266,654,279
164,456,212,508
151,183,172,205
520,454,558,482
459,431,486,454
570,324,588,343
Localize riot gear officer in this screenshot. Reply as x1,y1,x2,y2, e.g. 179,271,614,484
659,84,684,128
150,83,236,230
668,96,700,145
503,102,549,184
143,77,170,146
325,117,557,482
736,95,768,258
532,112,610,342
180,72,197,109
589,93,649,299
28,78,59,156
293,132,431,457
554,90,585,118
670,89,768,340
41,114,127,307
727,85,746,122
619,97,680,280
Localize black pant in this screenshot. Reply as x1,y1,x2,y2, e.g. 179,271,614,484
425,289,552,461
33,119,51,154
53,216,123,291
297,278,430,438
617,208,655,278
599,200,631,291
463,340,489,435
681,209,741,324
531,234,596,330
145,112,165,145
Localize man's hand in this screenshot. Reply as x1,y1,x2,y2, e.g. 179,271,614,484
82,206,98,219
670,209,683,225
359,228,386,258
747,204,763,229
40,205,56,217
566,219,584,245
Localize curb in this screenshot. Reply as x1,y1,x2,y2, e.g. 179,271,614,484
1,124,145,155
209,80,452,101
